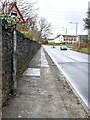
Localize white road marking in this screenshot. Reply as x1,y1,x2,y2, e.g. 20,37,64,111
41,48,49,67
23,68,40,77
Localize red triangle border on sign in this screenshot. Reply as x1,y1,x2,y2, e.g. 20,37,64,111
8,3,25,24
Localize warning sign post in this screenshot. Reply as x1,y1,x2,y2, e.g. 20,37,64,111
8,3,25,24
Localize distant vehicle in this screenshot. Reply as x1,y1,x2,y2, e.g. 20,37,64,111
60,45,67,50
52,46,55,48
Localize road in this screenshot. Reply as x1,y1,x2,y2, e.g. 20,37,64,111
43,45,90,109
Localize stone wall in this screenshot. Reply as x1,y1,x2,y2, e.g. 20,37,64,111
0,22,2,112
2,27,41,105
0,23,2,88
2,28,13,105
16,31,41,80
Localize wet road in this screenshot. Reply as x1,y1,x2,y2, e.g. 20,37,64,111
43,45,89,108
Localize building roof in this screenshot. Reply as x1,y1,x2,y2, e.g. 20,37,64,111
63,35,76,37
48,38,54,41
54,34,88,40
55,34,76,38
55,34,62,38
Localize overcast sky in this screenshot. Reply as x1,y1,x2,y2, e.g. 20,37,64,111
36,0,89,38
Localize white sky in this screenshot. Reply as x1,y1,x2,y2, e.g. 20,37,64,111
36,0,89,38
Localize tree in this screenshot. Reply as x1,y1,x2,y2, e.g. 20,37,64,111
84,9,90,40
38,17,52,40
16,0,40,40
84,18,90,29
84,8,90,29
1,0,52,43
17,0,38,29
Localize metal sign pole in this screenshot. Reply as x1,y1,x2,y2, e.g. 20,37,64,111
12,0,17,94
8,0,25,94
12,24,17,94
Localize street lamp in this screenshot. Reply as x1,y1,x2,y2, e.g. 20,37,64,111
70,22,78,36
62,27,67,44
70,22,79,49
62,27,67,35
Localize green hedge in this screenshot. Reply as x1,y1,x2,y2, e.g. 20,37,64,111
0,14,16,31
48,42,65,46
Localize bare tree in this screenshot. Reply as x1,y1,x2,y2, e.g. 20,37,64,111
17,0,39,27
38,17,52,39
1,0,52,43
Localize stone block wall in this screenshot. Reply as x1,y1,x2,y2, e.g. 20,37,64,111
2,28,13,104
16,31,41,80
0,23,2,110
0,23,2,87
2,27,41,105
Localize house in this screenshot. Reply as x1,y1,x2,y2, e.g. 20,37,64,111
48,38,54,43
48,34,88,44
63,35,77,43
54,34,64,43
77,35,88,42
53,34,77,43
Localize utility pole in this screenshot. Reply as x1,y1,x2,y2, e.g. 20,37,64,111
62,27,67,44
65,28,67,44
70,22,78,37
76,23,78,37
70,22,78,49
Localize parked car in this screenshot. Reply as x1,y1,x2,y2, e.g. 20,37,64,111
60,45,67,50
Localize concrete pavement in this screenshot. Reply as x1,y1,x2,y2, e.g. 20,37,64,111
2,47,88,118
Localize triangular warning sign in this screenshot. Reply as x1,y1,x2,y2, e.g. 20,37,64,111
8,3,25,24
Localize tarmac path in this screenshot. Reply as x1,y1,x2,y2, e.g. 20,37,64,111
2,47,88,118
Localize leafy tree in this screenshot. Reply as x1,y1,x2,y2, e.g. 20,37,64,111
84,9,90,29
84,18,90,29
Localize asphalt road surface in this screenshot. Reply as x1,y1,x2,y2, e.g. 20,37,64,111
43,45,90,109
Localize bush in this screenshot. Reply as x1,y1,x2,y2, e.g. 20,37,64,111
0,14,16,31
48,42,65,46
